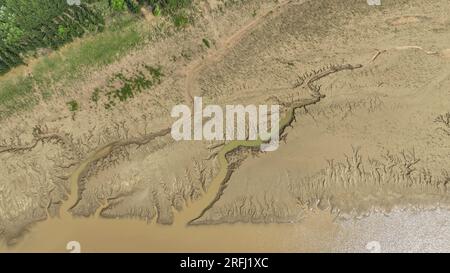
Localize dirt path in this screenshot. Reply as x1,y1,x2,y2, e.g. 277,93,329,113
61,0,361,226
56,0,297,224
369,45,438,63
182,0,295,106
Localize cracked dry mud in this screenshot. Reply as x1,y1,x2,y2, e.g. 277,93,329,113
1,0,450,251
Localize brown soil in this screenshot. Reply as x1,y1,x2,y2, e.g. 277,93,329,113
1,0,450,252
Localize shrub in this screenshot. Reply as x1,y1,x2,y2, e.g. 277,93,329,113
111,0,126,12
67,100,79,112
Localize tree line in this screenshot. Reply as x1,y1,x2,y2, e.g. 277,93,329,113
0,0,191,74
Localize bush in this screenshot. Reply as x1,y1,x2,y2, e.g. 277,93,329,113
111,0,126,12
67,100,79,112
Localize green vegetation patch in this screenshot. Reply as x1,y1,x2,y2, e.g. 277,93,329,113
145,0,192,26
0,75,36,118
90,64,163,109
0,0,192,118
67,99,79,112
0,0,105,75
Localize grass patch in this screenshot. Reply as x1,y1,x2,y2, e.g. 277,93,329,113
92,65,164,110
33,24,143,83
0,0,193,118
67,99,80,112
173,13,189,28
0,76,36,118
0,18,143,117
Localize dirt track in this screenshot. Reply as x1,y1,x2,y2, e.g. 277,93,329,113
183,0,294,105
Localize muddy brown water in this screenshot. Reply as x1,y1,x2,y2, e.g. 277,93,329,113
1,127,449,252
0,113,338,252
2,61,450,252
3,204,450,252
5,139,337,251
2,0,450,253
2,112,450,252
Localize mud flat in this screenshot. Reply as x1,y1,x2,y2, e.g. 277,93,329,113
193,0,450,225
3,207,450,252
1,0,450,252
